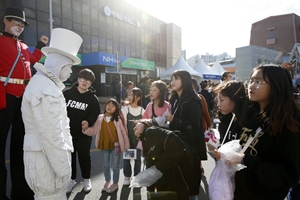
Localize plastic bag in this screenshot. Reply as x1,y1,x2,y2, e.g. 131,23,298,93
154,109,170,127
209,140,246,200
129,166,163,188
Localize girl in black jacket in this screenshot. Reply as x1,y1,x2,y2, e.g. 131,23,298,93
165,70,206,199
232,65,300,200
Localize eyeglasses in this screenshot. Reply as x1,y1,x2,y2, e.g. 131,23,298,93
79,78,91,84
13,20,25,28
249,79,267,89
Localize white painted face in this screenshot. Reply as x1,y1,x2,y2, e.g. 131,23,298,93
10,26,23,36
6,20,25,36
59,64,72,82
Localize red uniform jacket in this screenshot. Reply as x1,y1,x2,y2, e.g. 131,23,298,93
0,31,45,109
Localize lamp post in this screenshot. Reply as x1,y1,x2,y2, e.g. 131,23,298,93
116,52,122,104
49,0,53,34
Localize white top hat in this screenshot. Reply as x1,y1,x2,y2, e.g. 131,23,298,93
42,28,83,65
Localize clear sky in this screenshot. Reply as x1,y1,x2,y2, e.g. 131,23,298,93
124,0,300,59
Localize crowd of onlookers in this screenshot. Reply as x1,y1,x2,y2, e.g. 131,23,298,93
105,67,300,200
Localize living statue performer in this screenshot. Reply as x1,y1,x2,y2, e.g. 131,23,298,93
21,28,82,200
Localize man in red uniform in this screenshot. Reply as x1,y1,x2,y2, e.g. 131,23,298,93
0,7,48,200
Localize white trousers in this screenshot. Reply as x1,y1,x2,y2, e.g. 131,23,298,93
24,151,71,200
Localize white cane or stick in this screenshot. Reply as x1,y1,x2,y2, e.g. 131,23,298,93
221,113,236,146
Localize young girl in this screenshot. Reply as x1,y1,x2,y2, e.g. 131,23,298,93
82,99,129,193
214,81,248,143
165,70,206,200
121,87,145,186
143,80,170,125
231,65,300,199
211,81,248,161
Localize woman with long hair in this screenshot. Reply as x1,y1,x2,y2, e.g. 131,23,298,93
165,70,206,200
232,64,300,200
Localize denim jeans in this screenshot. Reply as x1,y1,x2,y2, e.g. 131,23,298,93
189,196,198,200
123,149,141,177
287,183,300,200
101,150,121,184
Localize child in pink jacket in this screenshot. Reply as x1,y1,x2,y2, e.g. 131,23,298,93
82,98,129,193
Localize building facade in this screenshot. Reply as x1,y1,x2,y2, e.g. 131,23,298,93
235,45,282,82
0,0,182,97
186,54,200,68
201,53,214,65
250,13,300,54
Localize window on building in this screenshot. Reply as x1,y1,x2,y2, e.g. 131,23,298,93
37,1,49,12
99,38,106,51
82,24,90,34
23,18,37,46
136,47,141,58
62,0,72,20
270,30,274,38
53,16,61,26
91,35,98,52
73,23,81,32
131,41,136,57
120,42,125,55
91,28,98,36
73,1,82,23
113,41,119,54
62,19,72,29
37,11,49,23
82,0,90,3
38,21,50,40
52,0,61,17
126,45,130,57
113,32,119,42
23,0,37,9
82,4,90,25
23,8,36,19
107,39,113,54
91,0,99,7
107,32,113,40
91,8,98,23
82,33,91,53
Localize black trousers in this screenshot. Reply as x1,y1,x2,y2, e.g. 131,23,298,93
71,137,92,180
0,94,34,200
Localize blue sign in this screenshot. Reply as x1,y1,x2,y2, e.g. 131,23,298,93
81,52,127,66
203,74,221,80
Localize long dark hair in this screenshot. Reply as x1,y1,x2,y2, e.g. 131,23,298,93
104,98,120,122
130,87,143,107
170,70,198,104
250,64,300,135
151,80,167,107
213,81,249,125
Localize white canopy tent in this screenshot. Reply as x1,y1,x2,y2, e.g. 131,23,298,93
210,61,225,75
193,59,220,80
160,55,203,82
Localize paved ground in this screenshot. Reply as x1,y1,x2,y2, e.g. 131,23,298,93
5,139,215,200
